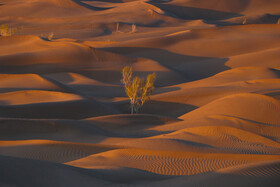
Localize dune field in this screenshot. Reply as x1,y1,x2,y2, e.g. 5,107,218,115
0,0,280,186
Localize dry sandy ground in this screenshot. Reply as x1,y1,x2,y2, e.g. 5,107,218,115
0,0,280,186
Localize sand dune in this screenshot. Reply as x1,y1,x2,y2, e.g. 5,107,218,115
0,155,110,187
0,0,92,18
86,114,179,137
111,94,280,155
66,94,280,176
67,148,280,175
102,25,280,82
0,0,279,186
148,160,280,187
0,118,113,142
181,93,280,123
152,67,280,106
0,35,127,74
151,0,280,16
0,35,184,86
0,99,118,119
0,90,83,105
0,140,117,163
153,93,280,131
0,74,63,92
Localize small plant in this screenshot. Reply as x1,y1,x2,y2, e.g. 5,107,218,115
116,22,120,32
121,66,156,114
148,9,155,17
48,32,54,41
0,24,16,36
131,24,137,33
242,16,247,25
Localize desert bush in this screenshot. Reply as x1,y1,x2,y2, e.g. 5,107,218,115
48,32,54,41
131,24,137,33
116,23,120,32
121,66,156,114
0,24,16,36
242,16,247,25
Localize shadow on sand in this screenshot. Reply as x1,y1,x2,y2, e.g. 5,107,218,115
116,100,198,118
147,1,243,20
72,0,112,11
103,47,230,81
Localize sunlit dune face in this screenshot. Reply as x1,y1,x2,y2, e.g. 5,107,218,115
0,91,82,105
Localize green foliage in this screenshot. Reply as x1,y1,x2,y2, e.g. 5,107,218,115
121,66,156,114
0,24,16,36
48,32,54,41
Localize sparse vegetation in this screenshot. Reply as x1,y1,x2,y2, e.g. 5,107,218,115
0,24,16,36
48,32,54,41
116,22,120,32
121,66,156,114
242,16,247,25
131,24,137,33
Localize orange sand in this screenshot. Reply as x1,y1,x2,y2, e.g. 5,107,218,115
0,0,279,186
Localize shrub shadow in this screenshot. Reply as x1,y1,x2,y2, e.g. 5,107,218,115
115,100,198,118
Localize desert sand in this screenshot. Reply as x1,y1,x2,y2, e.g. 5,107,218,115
0,0,280,186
